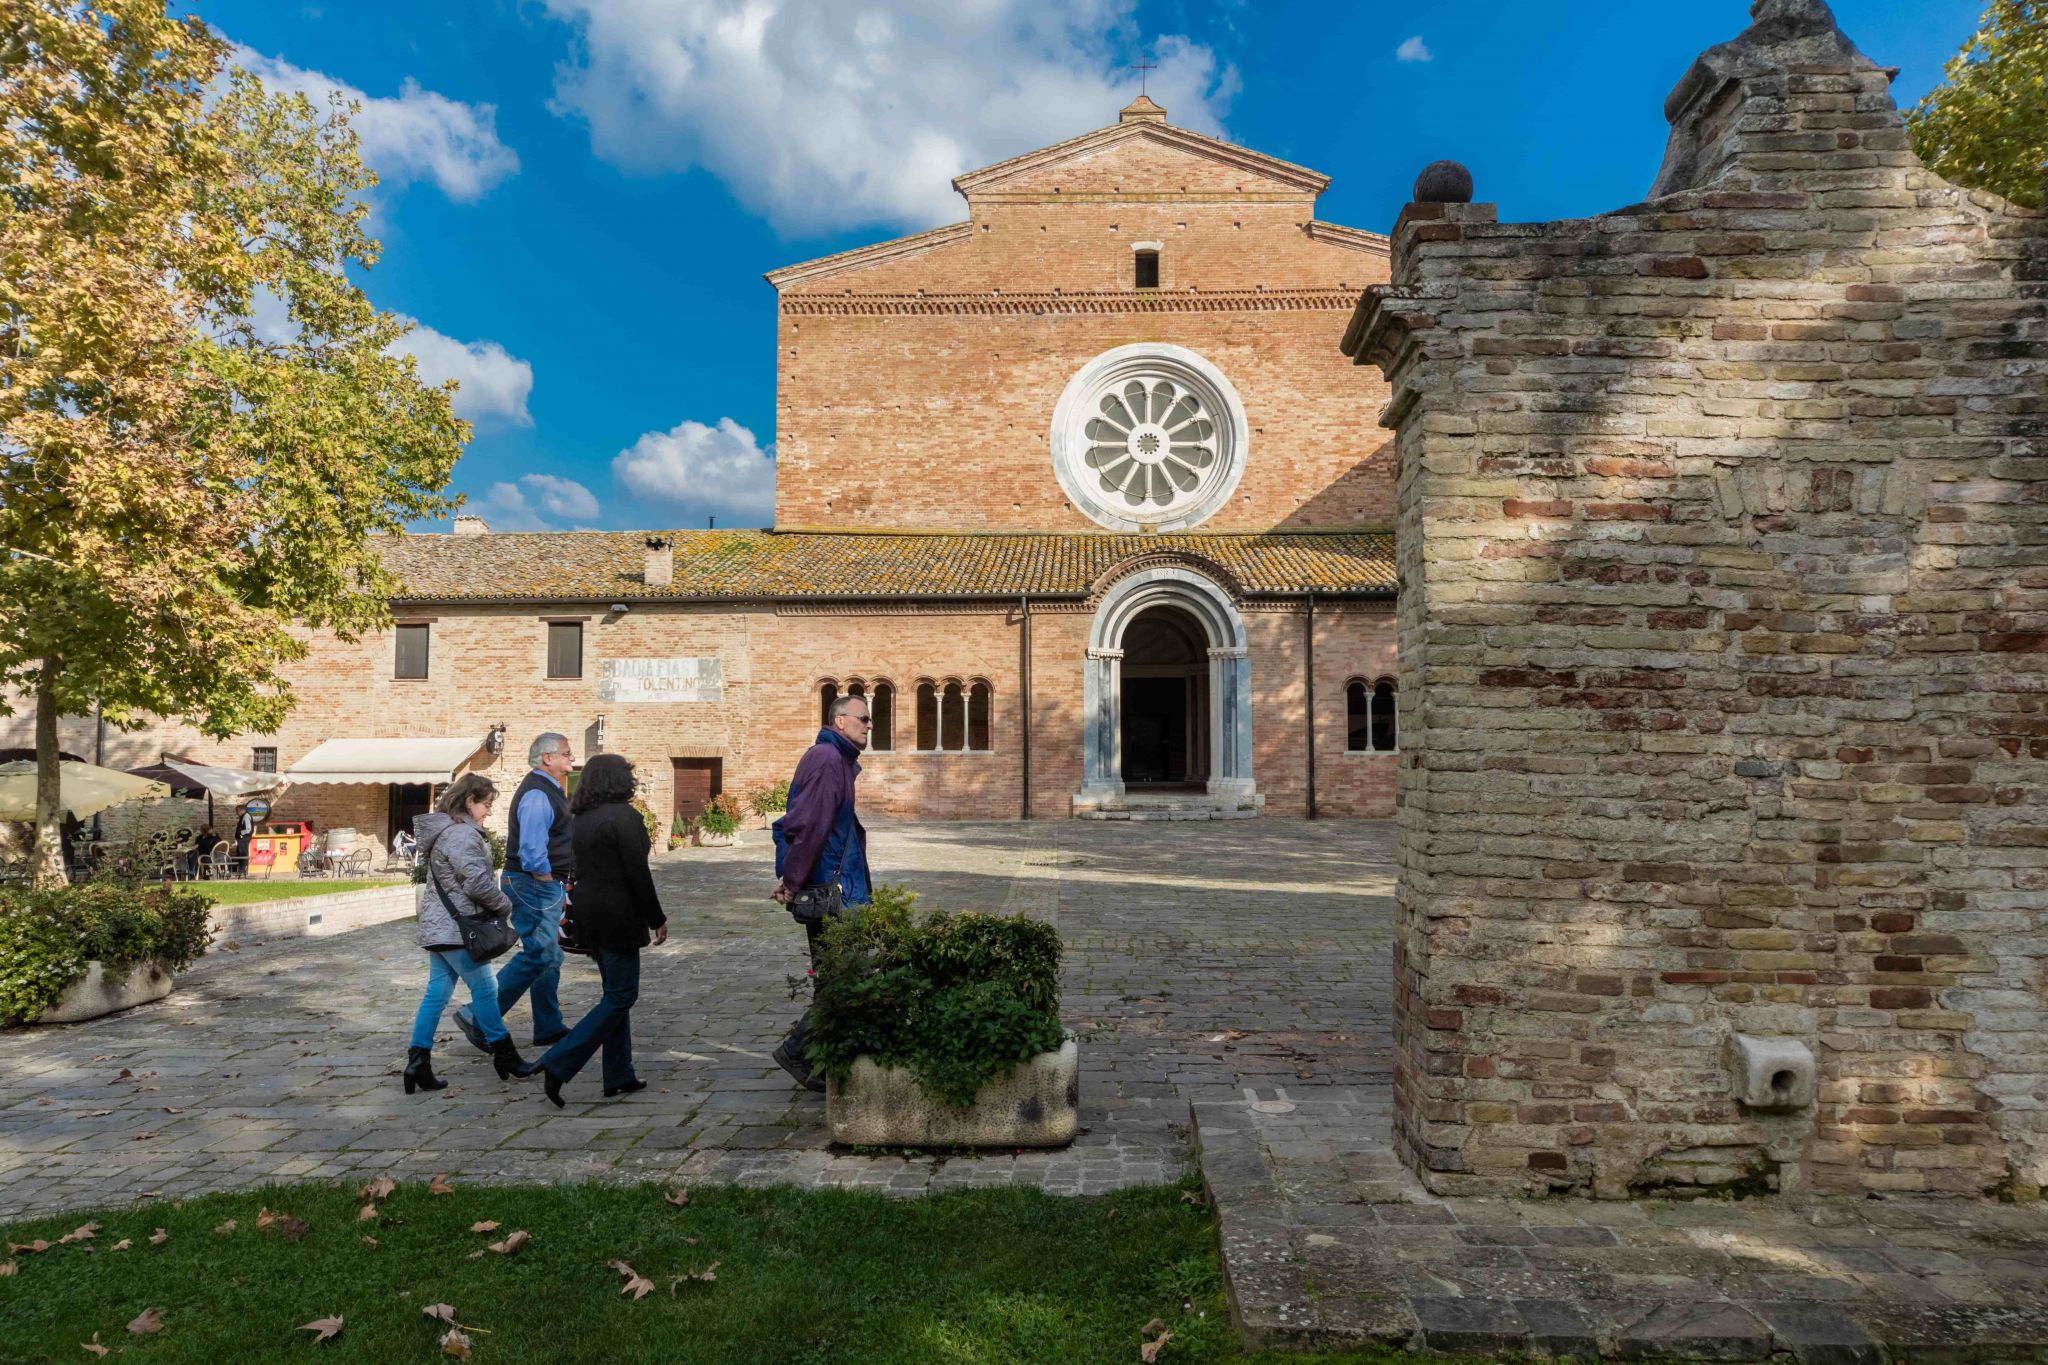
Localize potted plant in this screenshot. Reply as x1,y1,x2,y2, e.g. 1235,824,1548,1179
0,883,215,1026
805,886,1075,1147
747,781,790,830
693,795,743,847
667,814,689,851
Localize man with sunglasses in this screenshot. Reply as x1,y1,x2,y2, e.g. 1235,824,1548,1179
768,693,873,1091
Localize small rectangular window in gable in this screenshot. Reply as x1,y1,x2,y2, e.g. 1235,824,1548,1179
394,623,430,679
547,622,583,679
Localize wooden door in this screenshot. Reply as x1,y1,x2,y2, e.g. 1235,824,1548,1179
670,758,722,822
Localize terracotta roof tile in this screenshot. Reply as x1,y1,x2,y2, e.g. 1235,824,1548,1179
378,530,1394,602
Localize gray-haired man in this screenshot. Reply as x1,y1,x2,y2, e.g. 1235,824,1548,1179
456,732,576,1051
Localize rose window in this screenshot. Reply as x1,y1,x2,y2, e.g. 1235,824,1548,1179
1083,379,1217,509
1051,344,1247,532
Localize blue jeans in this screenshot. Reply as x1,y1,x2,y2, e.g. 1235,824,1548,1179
411,949,509,1050
537,948,640,1092
460,870,566,1042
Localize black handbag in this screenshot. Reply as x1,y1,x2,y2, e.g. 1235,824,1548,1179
428,849,518,965
784,837,848,925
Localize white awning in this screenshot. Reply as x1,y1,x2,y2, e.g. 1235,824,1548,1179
165,760,285,798
282,737,485,785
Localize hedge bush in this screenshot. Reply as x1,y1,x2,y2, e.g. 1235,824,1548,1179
804,885,1064,1107
0,884,215,1025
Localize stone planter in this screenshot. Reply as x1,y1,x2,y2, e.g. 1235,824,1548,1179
39,959,174,1025
694,830,737,847
827,1037,1079,1148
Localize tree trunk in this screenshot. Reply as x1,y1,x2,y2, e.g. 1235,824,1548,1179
28,657,68,890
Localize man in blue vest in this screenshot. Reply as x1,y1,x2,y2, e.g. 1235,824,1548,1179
457,732,576,1052
769,694,872,1090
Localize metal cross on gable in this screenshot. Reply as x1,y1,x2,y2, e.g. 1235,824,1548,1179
1130,59,1156,96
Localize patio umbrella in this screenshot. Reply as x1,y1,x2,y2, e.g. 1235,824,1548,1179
126,759,284,826
0,760,168,821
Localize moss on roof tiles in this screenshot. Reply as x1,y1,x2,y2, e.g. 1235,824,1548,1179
376,530,1396,602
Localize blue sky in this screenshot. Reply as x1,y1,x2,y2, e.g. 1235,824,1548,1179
183,0,1987,533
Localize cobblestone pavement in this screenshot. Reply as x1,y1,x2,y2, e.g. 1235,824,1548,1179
0,820,1395,1221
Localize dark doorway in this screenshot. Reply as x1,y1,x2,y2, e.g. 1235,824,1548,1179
1123,677,1189,782
388,783,433,846
671,757,723,822
1120,604,1209,789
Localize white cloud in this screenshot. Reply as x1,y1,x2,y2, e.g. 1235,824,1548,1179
231,45,520,201
1396,35,1432,63
391,319,535,428
541,0,1238,234
472,474,601,531
520,472,601,520
611,418,775,523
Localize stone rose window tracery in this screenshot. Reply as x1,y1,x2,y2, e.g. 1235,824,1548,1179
1051,344,1247,532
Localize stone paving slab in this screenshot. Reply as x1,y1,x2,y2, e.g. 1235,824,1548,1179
0,819,1395,1221
1191,1088,2048,1361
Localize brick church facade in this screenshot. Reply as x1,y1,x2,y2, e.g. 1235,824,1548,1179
8,98,1402,844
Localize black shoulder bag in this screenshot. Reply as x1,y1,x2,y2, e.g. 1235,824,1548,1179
429,841,519,964
785,831,848,926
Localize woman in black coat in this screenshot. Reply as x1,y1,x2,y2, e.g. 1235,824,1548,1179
524,753,667,1106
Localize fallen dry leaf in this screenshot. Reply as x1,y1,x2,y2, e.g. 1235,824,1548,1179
609,1260,656,1300
127,1308,164,1335
427,1173,454,1196
81,1334,110,1356
256,1208,277,1231
81,1109,113,1118
280,1217,309,1242
1140,1327,1174,1363
0,1260,15,1277
669,1260,721,1293
9,1240,49,1255
663,1188,690,1208
440,1327,473,1359
356,1176,395,1202
468,1228,530,1259
422,1303,457,1323
359,1236,378,1249
89,1054,114,1062
468,1221,499,1233
130,1131,159,1142
161,1107,182,1115
109,1239,131,1252
356,1204,378,1223
213,1220,236,1235
1143,1319,1166,1336
149,1229,168,1247
298,1315,344,1344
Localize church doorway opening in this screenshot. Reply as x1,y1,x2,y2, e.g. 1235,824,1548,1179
1120,605,1209,788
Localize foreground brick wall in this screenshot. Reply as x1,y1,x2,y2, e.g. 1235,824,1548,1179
1348,1,2048,1197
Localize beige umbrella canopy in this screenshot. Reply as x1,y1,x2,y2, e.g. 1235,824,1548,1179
0,760,169,821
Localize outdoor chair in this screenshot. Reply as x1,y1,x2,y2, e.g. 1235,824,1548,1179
205,845,245,880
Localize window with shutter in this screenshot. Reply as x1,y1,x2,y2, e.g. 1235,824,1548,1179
547,622,582,678
394,624,429,679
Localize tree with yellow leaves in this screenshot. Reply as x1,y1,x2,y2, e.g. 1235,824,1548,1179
1,2,466,886
1907,0,2046,210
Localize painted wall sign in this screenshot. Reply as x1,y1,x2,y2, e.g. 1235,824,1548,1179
598,657,725,703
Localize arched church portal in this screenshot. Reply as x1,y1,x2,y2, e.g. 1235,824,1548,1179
1080,566,1256,807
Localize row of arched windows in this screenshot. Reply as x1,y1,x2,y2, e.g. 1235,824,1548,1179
819,678,993,753
1346,677,1397,752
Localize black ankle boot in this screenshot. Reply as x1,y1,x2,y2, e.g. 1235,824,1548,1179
489,1036,531,1082
542,1068,565,1108
403,1046,447,1094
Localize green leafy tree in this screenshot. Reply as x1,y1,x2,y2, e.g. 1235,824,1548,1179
0,2,465,887
1906,0,2047,210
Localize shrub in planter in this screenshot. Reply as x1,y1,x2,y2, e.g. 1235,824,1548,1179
696,795,743,840
749,781,790,818
667,814,689,850
804,885,1064,1108
0,884,215,1025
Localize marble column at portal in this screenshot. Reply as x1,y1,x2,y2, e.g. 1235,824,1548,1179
1080,647,1125,799
1206,644,1255,801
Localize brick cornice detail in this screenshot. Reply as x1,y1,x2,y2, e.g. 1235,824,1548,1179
780,288,1362,317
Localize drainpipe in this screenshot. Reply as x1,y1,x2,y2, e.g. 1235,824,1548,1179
1305,593,1317,820
1019,595,1033,821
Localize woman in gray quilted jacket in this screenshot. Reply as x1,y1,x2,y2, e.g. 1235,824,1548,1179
404,774,531,1092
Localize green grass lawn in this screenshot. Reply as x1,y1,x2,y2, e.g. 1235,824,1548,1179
0,1179,1421,1364
200,879,389,907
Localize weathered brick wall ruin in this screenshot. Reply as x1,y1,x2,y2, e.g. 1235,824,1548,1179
1347,0,2048,1198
